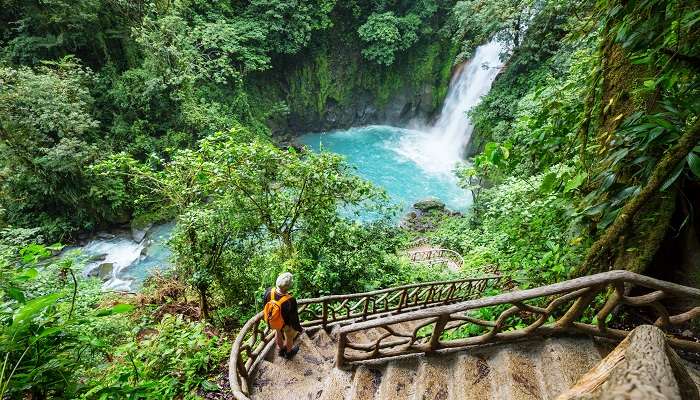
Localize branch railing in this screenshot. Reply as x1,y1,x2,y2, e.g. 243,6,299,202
408,248,465,268
336,270,700,368
228,275,500,399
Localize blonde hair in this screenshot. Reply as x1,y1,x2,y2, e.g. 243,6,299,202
275,272,293,293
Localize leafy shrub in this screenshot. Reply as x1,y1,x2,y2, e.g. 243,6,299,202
358,12,420,65
0,245,134,399
82,315,230,399
431,172,589,287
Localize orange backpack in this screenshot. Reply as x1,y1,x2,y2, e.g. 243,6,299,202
263,288,291,330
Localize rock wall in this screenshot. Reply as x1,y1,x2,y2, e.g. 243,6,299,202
250,39,458,138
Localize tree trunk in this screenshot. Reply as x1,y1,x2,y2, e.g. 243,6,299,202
599,325,681,399
572,120,700,277
281,230,294,257
199,287,210,321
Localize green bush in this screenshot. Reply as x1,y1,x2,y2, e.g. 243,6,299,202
82,315,230,400
431,172,589,287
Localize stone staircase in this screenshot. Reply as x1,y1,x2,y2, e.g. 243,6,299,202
250,322,606,400
232,272,700,400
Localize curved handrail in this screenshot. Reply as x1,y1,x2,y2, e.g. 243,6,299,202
228,274,501,399
336,270,700,367
408,248,465,269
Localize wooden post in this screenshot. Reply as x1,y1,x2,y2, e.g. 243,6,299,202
445,284,456,303
428,316,448,351
321,299,328,327
424,285,434,307
397,289,407,312
336,332,347,369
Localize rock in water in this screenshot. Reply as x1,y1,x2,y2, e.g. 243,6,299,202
97,262,114,281
131,222,153,243
413,198,446,212
88,253,108,263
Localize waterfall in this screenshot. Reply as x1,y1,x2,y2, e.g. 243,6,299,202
395,39,505,175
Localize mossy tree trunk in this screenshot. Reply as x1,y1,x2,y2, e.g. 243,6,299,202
573,120,700,277
572,1,700,277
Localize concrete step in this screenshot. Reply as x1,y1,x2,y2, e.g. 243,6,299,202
413,355,452,400
538,337,602,399
318,368,354,400
311,328,337,363
348,365,383,400
269,333,330,370
492,345,545,400
449,352,494,400
254,333,331,400
252,331,609,400
376,358,419,399
251,360,325,400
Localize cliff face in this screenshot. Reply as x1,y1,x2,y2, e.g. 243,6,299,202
249,39,458,138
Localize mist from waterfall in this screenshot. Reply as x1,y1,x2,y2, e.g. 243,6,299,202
395,39,505,175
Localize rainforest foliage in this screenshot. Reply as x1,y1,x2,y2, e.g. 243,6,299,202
445,0,700,287
1,0,699,398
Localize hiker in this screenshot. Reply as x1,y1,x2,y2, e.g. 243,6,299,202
262,272,304,359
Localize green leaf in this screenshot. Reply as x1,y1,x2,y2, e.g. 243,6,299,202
19,244,51,264
539,172,558,193
687,152,700,178
563,172,587,193
661,162,684,191
32,326,62,343
6,287,25,303
584,203,607,217
11,293,62,327
15,268,38,282
201,380,220,392
600,172,616,191
599,208,620,229
484,142,497,158
46,243,65,252
96,303,135,317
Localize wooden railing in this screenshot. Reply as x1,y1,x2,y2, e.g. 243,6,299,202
228,275,501,399
336,270,700,368
557,325,700,399
408,248,465,268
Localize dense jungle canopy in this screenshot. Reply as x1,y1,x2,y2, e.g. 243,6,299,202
0,0,699,398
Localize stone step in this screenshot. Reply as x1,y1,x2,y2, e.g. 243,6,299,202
348,365,383,400
252,360,325,400
318,368,354,400
538,337,602,399
376,358,419,399
413,355,452,400
449,352,494,400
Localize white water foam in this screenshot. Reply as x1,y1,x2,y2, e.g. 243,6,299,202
394,39,505,175
81,236,143,291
